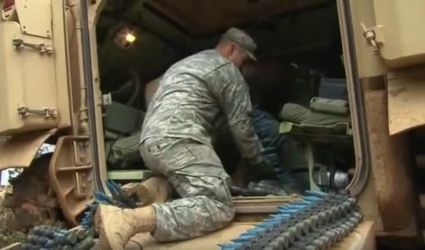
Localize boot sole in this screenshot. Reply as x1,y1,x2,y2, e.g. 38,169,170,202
95,206,115,250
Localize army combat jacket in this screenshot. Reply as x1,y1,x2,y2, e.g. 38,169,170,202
140,49,264,165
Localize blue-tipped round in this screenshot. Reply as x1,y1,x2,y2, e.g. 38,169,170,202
303,196,322,202
304,190,328,198
232,234,255,244
219,242,244,250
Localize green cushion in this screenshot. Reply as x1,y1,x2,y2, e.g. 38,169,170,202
104,102,145,135
279,103,350,126
309,97,349,115
107,133,143,168
279,102,352,144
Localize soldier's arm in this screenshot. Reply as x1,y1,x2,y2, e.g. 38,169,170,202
215,67,265,165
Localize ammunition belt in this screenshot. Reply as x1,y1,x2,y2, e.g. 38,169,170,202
22,226,95,250
220,191,362,250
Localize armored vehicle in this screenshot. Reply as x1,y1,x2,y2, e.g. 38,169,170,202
0,0,423,248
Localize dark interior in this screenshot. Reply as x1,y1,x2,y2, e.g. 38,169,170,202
96,0,354,193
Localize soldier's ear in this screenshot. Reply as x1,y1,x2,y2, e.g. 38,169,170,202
228,43,237,56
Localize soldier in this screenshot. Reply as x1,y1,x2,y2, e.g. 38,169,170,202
95,27,274,249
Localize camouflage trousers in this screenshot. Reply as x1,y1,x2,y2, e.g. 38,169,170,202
139,137,235,242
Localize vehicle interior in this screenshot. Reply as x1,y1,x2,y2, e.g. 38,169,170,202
96,0,355,194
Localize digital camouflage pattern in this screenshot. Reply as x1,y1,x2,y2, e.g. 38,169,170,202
139,49,264,241
140,49,264,165
220,27,257,60
140,137,234,241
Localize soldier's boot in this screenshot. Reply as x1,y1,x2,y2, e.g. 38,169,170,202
95,204,156,250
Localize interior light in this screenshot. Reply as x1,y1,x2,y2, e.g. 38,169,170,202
114,26,138,49
125,32,136,44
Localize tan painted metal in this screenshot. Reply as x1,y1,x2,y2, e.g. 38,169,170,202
336,0,366,195
1,0,18,21
338,0,420,238
331,221,376,250
373,0,425,69
0,242,23,250
0,129,57,170
233,195,301,214
0,22,60,134
0,0,423,245
0,0,109,220
387,65,425,135
355,166,383,232
364,88,415,232
49,135,93,226
338,0,387,78
338,0,425,134
0,0,71,136
127,221,375,250
15,0,52,38
86,0,109,193
128,222,255,250
341,0,425,75
51,0,73,132
67,0,89,136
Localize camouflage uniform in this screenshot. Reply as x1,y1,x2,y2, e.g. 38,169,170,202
139,49,264,241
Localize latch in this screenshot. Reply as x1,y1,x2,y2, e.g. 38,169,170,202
12,39,54,55
17,106,59,119
360,23,384,52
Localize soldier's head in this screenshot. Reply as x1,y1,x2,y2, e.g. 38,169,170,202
216,27,257,69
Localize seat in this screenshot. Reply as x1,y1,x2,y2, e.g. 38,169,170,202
278,98,353,191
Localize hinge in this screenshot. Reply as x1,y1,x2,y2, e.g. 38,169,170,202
12,39,54,55
360,23,384,52
17,105,59,119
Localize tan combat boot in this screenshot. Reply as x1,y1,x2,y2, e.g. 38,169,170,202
95,205,156,250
